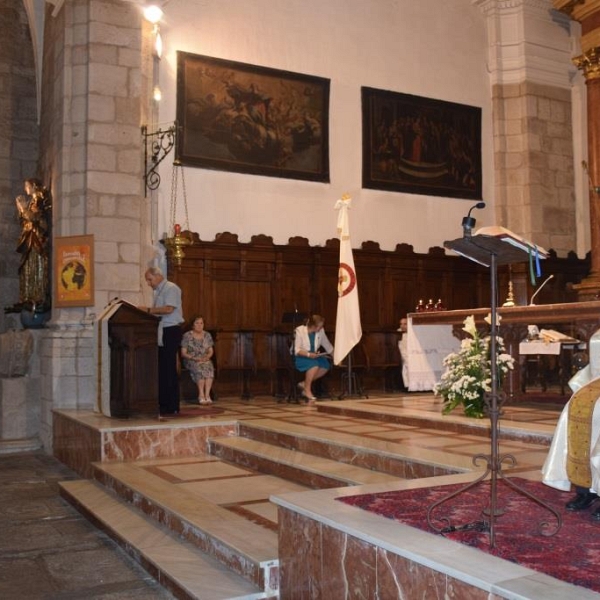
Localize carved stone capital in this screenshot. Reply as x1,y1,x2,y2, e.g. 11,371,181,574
554,0,600,19
552,0,585,16
573,47,600,79
476,0,562,13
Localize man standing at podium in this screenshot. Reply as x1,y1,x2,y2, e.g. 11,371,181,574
140,267,184,415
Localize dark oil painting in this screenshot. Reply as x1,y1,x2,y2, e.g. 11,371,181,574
176,52,330,182
362,87,482,200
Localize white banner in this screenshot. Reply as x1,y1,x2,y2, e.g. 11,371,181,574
333,195,362,365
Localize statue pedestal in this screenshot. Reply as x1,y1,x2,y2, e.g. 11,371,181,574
0,377,41,453
0,329,42,454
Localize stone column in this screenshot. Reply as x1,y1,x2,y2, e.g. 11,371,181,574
474,0,577,258
33,0,153,451
556,0,600,298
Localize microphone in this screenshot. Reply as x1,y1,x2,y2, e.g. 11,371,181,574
461,201,486,237
529,275,554,305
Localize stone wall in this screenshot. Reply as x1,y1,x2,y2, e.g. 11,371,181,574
0,0,40,333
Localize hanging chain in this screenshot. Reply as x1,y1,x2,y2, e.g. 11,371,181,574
168,163,190,235
181,166,190,231
169,164,178,236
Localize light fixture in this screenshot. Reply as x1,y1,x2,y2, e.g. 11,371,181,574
164,162,192,267
152,86,162,102
154,25,163,58
143,4,163,24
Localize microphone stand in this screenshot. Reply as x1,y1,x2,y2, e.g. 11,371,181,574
529,274,554,306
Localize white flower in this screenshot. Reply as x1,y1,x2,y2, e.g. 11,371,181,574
435,314,514,417
484,312,502,327
462,315,477,337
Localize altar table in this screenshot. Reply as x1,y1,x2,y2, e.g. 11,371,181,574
407,301,600,398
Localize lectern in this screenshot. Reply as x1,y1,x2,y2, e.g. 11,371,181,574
97,300,159,417
426,233,561,547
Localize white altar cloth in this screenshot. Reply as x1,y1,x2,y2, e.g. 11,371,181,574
406,321,460,391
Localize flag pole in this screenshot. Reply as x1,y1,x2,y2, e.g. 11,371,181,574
334,193,364,399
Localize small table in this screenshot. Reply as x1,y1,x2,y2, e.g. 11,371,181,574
519,339,584,395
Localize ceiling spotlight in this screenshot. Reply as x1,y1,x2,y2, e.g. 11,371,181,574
143,4,163,24
153,86,162,102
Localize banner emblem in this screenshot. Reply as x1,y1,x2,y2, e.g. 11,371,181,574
338,262,357,297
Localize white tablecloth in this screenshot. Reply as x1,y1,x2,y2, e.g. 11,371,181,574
405,321,460,391
519,340,561,355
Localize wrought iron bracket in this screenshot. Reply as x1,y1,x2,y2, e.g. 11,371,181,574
142,123,178,196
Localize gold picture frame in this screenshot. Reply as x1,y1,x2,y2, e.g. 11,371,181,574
362,87,482,200
54,235,95,307
176,51,330,182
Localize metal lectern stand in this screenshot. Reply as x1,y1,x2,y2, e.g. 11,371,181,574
426,234,562,548
338,352,368,400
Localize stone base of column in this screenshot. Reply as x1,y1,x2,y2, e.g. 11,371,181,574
573,277,600,301
0,376,41,454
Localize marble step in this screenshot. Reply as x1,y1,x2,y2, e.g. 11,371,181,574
209,437,398,489
90,459,279,595
209,436,400,488
59,479,269,600
236,419,469,478
315,401,553,445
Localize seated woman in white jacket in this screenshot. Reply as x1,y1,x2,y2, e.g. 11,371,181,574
294,314,334,403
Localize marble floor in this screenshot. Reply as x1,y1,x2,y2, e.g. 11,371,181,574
52,392,592,599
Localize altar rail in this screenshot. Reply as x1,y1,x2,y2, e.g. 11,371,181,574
168,232,590,396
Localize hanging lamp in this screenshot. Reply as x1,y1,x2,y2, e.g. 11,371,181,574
164,161,192,267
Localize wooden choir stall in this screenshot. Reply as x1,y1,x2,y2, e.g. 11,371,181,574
165,230,592,400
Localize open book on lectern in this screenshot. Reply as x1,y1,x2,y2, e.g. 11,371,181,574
475,226,548,257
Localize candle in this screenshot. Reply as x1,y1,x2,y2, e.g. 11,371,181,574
174,223,181,235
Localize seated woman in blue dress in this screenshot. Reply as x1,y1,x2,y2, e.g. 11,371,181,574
294,314,334,403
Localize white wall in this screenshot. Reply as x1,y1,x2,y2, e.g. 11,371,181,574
154,0,493,252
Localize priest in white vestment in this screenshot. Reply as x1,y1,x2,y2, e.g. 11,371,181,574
542,370,600,517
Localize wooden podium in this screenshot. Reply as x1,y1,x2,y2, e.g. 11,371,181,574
97,300,159,417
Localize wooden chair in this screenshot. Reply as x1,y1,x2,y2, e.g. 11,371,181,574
362,332,401,392
214,331,254,399
272,332,302,403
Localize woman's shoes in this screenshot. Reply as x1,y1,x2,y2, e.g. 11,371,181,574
302,391,317,404
199,397,213,405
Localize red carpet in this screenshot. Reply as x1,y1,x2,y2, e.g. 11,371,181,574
338,478,600,593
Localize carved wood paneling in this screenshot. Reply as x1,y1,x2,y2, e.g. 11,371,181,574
167,233,590,396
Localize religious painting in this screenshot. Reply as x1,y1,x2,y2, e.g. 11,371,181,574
176,51,330,182
54,235,94,307
361,87,482,200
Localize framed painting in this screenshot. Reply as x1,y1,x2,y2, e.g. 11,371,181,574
362,87,482,200
54,235,94,307
176,51,330,182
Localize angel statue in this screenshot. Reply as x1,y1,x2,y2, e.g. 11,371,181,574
15,178,52,311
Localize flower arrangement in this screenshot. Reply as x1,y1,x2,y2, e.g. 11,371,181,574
434,315,514,418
